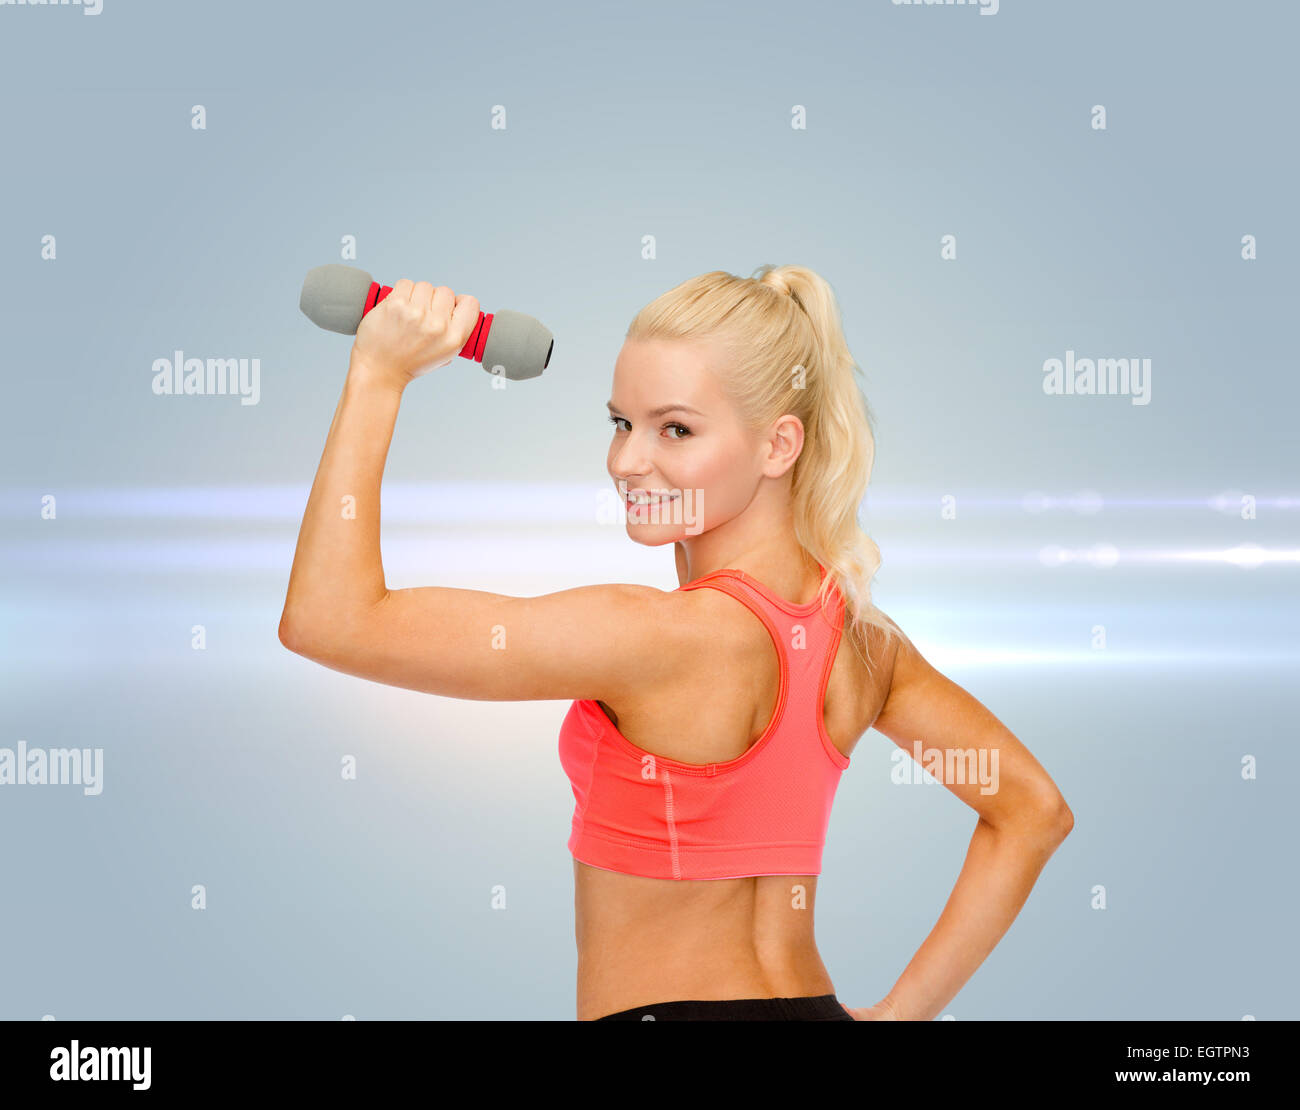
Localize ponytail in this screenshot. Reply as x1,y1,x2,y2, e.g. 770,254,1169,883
626,264,901,671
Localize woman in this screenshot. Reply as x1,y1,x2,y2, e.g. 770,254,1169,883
278,264,1074,1021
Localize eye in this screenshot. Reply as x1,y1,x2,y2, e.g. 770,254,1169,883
607,415,692,439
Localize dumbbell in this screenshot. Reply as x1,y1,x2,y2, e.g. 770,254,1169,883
299,263,552,381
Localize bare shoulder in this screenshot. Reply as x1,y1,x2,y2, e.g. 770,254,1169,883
577,583,761,711
667,582,766,649
861,615,905,729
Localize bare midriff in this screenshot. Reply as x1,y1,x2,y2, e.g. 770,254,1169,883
575,863,838,1019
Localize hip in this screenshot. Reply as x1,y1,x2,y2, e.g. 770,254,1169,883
595,993,854,1021
577,948,838,1020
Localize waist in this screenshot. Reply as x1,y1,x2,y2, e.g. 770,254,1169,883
578,935,837,1021
573,861,835,1020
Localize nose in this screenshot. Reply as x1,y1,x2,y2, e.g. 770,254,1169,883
609,436,653,485
610,467,650,495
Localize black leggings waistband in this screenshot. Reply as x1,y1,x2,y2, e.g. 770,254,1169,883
595,993,854,1021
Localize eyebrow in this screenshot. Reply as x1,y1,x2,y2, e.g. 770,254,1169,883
606,401,704,418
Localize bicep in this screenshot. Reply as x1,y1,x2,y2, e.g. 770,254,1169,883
281,582,686,703
871,624,1069,831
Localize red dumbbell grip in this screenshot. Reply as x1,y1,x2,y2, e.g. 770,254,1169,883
365,281,491,362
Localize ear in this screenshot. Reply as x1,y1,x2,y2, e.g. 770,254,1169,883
762,413,805,478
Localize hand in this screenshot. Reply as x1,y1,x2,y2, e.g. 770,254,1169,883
842,999,902,1021
349,279,481,390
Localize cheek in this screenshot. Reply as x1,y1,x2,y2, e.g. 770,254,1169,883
675,444,750,506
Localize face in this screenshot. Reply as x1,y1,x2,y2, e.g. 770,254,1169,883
606,337,798,544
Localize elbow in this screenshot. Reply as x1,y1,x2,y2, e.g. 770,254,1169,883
279,600,376,662
278,609,313,656
995,785,1073,843
1035,792,1074,842
983,784,1073,850
278,614,299,654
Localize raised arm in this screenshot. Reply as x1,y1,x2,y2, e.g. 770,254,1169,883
863,621,1074,1021
277,279,697,703
282,578,698,703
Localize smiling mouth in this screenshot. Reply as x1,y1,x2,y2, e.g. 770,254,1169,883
625,493,680,506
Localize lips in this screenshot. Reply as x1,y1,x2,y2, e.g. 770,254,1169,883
624,491,679,509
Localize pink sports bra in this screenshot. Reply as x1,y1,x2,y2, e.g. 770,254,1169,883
557,563,849,881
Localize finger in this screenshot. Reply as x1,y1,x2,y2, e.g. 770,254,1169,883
449,292,480,342
390,278,415,303
428,285,455,324
412,281,437,312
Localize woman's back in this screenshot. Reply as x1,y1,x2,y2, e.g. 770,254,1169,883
568,564,897,1020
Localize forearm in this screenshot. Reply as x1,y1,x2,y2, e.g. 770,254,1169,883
279,356,403,640
883,814,1069,1022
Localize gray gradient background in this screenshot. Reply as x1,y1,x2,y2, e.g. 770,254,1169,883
1,0,1296,1020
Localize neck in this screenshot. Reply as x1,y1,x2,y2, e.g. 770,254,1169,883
676,536,821,602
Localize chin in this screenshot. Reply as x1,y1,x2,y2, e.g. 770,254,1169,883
624,525,686,546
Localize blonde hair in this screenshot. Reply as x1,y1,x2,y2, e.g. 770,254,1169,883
625,264,901,672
